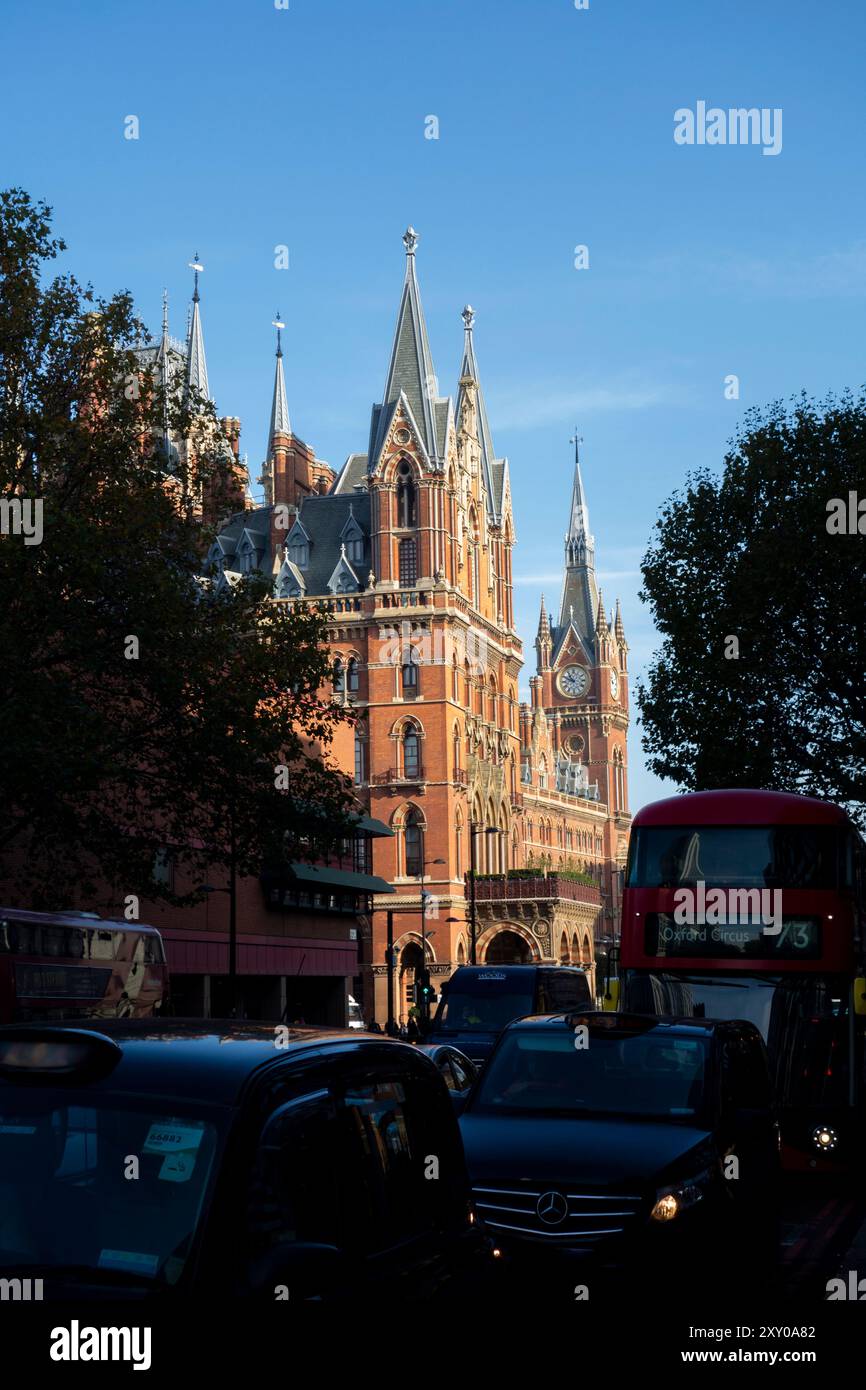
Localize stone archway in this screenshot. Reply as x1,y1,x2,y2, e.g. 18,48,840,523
479,923,540,965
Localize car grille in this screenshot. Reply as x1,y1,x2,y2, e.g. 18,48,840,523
472,1183,645,1242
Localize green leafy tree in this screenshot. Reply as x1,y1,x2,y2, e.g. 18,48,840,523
638,390,866,822
0,188,354,908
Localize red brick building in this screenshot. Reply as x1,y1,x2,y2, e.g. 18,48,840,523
205,228,631,1021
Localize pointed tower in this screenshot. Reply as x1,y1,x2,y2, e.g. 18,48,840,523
555,431,598,651
455,304,497,518
185,254,210,404
269,314,291,447
155,288,175,472
535,593,552,671
261,313,292,508
368,227,447,470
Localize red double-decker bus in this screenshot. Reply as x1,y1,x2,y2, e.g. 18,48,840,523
0,908,168,1024
620,790,866,1171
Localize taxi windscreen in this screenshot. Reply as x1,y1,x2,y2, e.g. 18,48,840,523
472,1031,710,1120
434,978,534,1033
0,1091,221,1286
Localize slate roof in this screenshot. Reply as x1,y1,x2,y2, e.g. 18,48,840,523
285,492,372,596
332,453,369,494
211,505,273,574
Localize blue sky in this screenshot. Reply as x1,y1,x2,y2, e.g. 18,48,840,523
2,0,864,812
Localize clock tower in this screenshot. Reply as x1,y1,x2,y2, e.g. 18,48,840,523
535,435,630,928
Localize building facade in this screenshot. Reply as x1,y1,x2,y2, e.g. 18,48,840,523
202,228,631,1022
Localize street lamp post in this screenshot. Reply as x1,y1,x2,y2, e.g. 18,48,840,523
418,855,445,1028
468,823,500,966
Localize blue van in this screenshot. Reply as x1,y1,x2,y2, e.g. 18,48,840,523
427,964,592,1068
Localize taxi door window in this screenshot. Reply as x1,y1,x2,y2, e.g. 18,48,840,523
336,1067,454,1254
244,1090,343,1259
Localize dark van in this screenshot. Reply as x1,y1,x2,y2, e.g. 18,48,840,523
427,964,592,1067
0,1020,493,1301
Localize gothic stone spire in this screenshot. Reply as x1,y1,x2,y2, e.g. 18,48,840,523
371,227,441,464
557,430,598,647
185,253,210,403
268,313,291,448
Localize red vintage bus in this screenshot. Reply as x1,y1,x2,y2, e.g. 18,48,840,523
0,908,168,1024
620,790,866,1171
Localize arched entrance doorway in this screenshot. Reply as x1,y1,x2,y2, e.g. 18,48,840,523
485,930,532,965
399,940,424,1023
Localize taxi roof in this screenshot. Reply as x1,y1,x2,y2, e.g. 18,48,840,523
0,1019,416,1106
502,1012,736,1039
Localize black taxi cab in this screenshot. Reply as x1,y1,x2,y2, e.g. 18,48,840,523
0,1020,492,1301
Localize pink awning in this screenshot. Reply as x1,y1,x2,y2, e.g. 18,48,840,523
159,927,356,977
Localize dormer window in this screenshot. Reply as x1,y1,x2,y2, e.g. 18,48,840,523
285,517,311,571
340,508,366,565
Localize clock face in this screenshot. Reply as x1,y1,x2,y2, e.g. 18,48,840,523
609,668,619,700
559,665,589,698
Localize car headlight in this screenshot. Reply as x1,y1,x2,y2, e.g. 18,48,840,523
812,1125,838,1152
650,1171,712,1223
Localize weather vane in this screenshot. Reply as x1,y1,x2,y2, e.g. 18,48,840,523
189,253,204,302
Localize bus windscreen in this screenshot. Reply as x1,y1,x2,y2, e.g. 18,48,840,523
627,826,842,890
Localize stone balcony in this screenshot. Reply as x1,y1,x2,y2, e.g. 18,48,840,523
471,873,601,908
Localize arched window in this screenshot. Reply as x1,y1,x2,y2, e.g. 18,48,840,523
452,656,459,702
354,732,366,785
404,808,423,877
398,537,417,586
613,747,626,813
401,654,418,696
403,726,421,779
457,939,466,965
453,726,461,777
488,678,497,724
455,813,463,877
538,756,547,790
397,463,417,528
333,657,345,692
347,657,359,692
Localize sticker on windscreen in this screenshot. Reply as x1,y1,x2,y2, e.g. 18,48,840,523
143,1119,205,1183
143,1121,205,1154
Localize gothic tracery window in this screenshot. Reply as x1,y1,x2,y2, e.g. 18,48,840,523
397,462,417,528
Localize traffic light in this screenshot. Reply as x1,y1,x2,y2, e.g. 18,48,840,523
417,970,437,1006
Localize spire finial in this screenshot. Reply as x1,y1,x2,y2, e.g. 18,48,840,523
272,312,285,359
161,288,169,338
462,304,475,332
189,252,204,303
402,226,419,256
570,427,582,463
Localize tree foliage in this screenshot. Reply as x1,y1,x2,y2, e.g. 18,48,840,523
0,188,354,908
638,390,866,823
